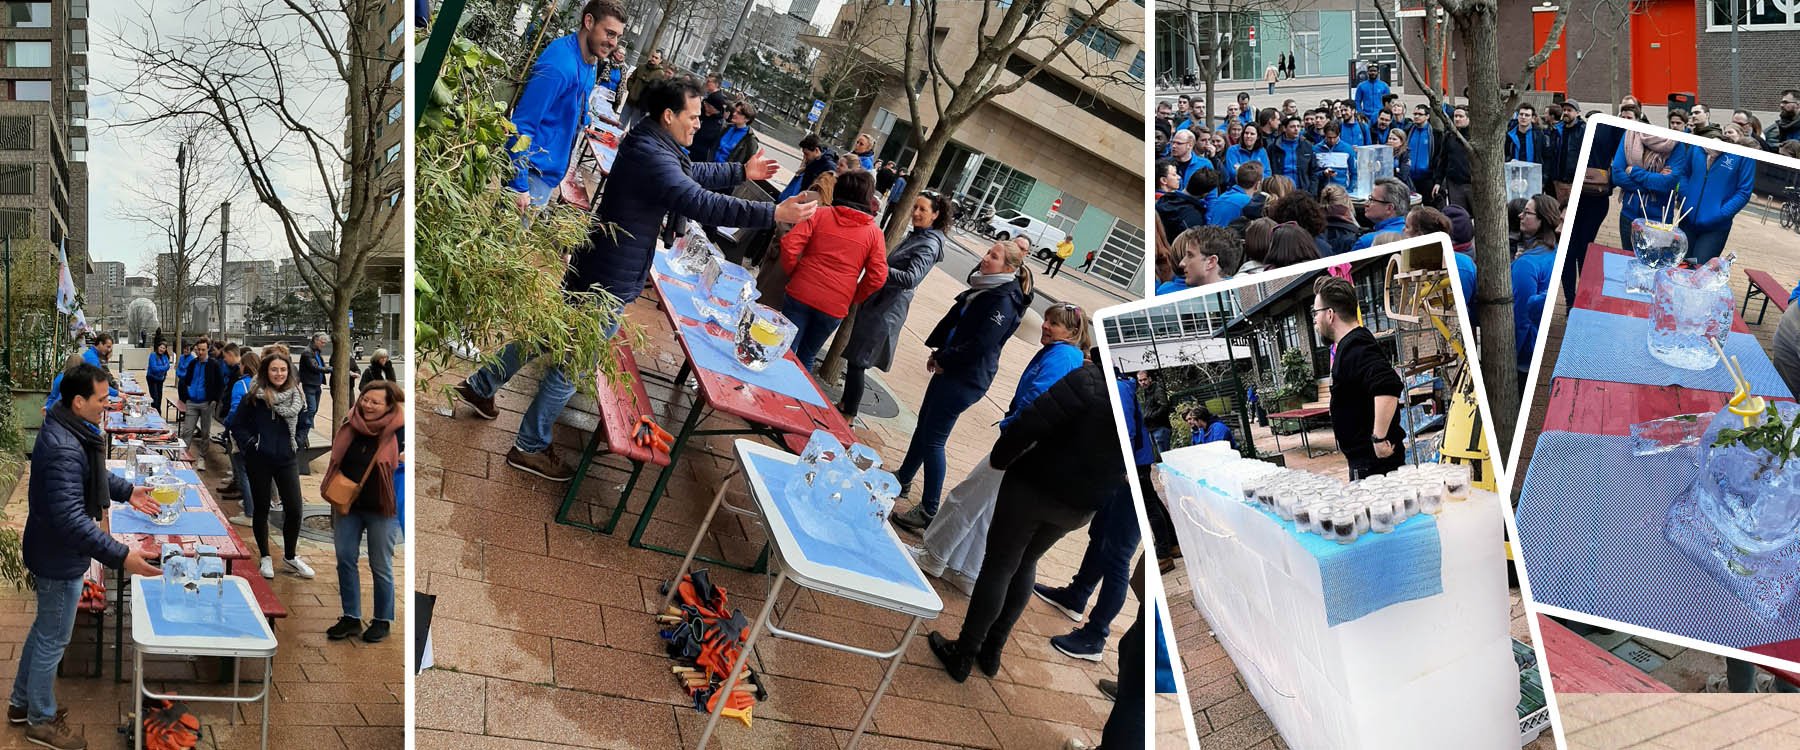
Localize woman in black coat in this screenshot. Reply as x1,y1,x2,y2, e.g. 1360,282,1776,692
360,349,397,387
838,193,952,418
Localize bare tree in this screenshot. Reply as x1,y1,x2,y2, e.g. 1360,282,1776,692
110,1,404,430
1372,0,1568,456
808,0,899,135
1166,0,1314,128
116,120,241,354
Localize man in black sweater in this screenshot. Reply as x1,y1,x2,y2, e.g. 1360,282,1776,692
1313,276,1405,479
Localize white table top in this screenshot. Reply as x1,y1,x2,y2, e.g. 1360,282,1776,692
129,575,278,657
734,440,943,619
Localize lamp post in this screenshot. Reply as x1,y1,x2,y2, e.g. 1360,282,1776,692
2,236,11,379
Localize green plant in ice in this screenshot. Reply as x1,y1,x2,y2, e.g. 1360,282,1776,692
1712,403,1800,478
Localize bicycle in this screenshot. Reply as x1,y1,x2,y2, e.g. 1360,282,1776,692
1782,185,1800,233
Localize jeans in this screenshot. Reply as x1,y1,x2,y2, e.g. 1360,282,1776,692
10,577,81,725
334,511,397,622
1064,485,1142,639
466,318,622,454
232,450,257,517
148,377,165,413
1727,657,1800,692
1685,224,1732,264
840,365,869,416
298,385,321,449
781,297,842,371
1150,427,1172,454
1100,602,1147,750
1139,464,1177,558
247,458,302,560
180,402,213,454
1267,82,1275,95
894,376,987,516
1773,304,1800,398
957,480,1090,656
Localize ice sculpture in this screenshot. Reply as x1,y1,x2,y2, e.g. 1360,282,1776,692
1668,404,1800,619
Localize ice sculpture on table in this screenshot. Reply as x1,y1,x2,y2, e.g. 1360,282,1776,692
1667,403,1800,619
694,258,759,325
1505,160,1543,203
158,544,226,623
733,304,796,371
1350,145,1392,200
1628,219,1689,295
1648,259,1733,370
784,430,901,539
667,222,720,276
146,473,184,526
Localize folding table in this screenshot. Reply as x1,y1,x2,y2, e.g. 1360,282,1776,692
129,575,276,750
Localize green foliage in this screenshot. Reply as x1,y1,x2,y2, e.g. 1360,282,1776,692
415,37,628,398
1274,348,1315,403
1713,404,1800,473
0,528,30,592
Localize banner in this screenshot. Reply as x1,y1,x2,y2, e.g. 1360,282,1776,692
54,238,79,314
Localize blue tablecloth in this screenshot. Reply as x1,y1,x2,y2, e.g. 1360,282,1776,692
110,506,227,537
658,273,707,322
1552,308,1792,398
1252,504,1443,627
749,450,930,595
108,468,204,509
1600,252,1652,302
1516,430,1800,647
678,323,829,408
139,577,268,640
652,250,698,282
105,412,168,432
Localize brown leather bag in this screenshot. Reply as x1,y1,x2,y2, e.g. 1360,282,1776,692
1581,167,1611,195
323,457,377,515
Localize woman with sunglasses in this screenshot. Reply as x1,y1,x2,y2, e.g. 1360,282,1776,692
910,303,1092,593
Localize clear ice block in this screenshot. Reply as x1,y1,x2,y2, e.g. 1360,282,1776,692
734,304,797,372
1667,404,1800,619
1505,160,1543,203
1629,412,1715,456
1351,145,1393,200
1628,219,1688,295
1649,264,1733,371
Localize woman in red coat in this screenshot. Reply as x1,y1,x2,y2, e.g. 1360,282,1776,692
779,169,889,369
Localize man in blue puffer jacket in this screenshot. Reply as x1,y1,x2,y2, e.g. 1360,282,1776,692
504,0,626,211
459,76,817,482
1678,142,1758,264
18,365,161,748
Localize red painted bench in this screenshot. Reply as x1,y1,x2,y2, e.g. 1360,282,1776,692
1743,268,1791,326
227,558,290,624
558,342,674,534
1538,615,1674,694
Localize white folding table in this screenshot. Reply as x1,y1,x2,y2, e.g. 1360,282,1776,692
661,439,943,749
129,575,277,750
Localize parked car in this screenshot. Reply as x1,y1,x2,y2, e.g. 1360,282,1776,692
985,209,1068,258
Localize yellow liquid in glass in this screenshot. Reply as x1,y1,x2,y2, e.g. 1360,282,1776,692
749,319,783,347
152,485,179,507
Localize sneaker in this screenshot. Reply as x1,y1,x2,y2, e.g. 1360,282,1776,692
24,714,84,750
506,447,574,482
1062,740,1091,750
7,706,64,726
456,381,499,420
326,617,363,641
907,545,946,578
1050,630,1107,662
889,505,932,533
1032,584,1086,622
361,620,390,643
229,514,252,528
258,557,274,579
283,557,315,579
1097,679,1118,701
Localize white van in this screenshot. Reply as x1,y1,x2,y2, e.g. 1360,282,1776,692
985,209,1068,259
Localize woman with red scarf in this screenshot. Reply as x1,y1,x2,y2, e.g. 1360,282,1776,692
323,380,406,644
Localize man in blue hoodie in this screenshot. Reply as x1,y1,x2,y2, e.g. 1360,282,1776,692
504,0,626,211
458,76,817,481
1207,162,1261,228
1679,141,1758,264
1353,65,1388,124
20,366,162,749
81,333,119,400
1265,115,1317,194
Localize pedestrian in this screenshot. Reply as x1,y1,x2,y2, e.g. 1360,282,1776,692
1677,135,1758,264
16,364,162,750
80,334,118,401
1404,105,1437,201
1034,477,1140,664
1507,103,1551,195
223,351,260,519
1046,236,1074,277
231,349,314,580
211,344,243,492
361,348,397,386
1206,162,1261,228
1117,371,1177,575
776,133,839,200
1265,115,1316,194
1434,106,1474,210
323,380,406,645
176,339,221,470
1172,225,1242,291
1319,185,1360,255
145,340,171,414
1079,249,1097,272
508,1,627,208
911,303,1091,593
1264,62,1277,95
889,238,1033,532
456,76,815,481
778,169,889,369
1248,383,1266,425
622,47,667,125
1385,128,1414,194
1186,407,1235,448
1313,276,1406,480
925,353,1124,683
690,73,728,162
1512,195,1562,394
1353,177,1410,251
299,334,328,451
1767,89,1800,150
839,193,951,419
1314,121,1354,191
1548,100,1585,207
1223,128,1271,195
1354,64,1388,124
850,132,876,170
1611,128,1689,250
712,101,760,165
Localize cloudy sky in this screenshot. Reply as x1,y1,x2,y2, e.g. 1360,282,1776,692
87,2,347,278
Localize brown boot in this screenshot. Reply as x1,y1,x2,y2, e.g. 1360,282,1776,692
456,382,499,420
24,713,84,750
506,447,574,482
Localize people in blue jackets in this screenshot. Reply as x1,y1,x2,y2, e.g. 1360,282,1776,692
1512,195,1562,394
1404,105,1437,200
1207,162,1262,229
146,341,172,413
1352,178,1410,251
1186,408,1235,449
504,2,625,209
1678,139,1758,263
1611,130,1689,250
81,334,118,400
1354,65,1388,124
1506,104,1550,196
1265,116,1316,194
1222,128,1272,182
1314,121,1355,190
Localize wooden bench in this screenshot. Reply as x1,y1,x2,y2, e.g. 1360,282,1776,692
1743,269,1791,326
558,342,674,534
228,558,291,625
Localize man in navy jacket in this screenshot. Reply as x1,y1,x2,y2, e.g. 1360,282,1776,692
1506,103,1550,196
19,365,160,748
459,76,817,482
504,0,626,211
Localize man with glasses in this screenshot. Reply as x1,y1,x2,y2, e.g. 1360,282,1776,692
1313,276,1406,480
1507,103,1550,196
1768,89,1800,150
1351,177,1410,251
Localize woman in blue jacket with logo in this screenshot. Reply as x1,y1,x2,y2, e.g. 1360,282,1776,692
145,341,172,413
1512,195,1562,395
1611,131,1689,250
1678,138,1758,263
1222,127,1271,182
889,238,1034,533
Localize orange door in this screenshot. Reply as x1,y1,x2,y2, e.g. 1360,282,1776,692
1532,10,1567,93
1631,0,1698,102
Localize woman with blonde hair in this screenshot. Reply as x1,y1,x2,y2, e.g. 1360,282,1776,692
230,349,312,579
323,380,406,643
851,133,876,170
912,303,1093,593
890,238,1035,532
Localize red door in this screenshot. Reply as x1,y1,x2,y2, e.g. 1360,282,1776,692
1532,10,1567,94
1631,0,1698,103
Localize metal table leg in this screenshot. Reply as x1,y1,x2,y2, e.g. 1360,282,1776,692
848,616,920,749
696,571,784,749
658,461,740,614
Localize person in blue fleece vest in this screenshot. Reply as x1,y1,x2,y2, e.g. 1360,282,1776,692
503,1,625,211
1677,137,1758,264
1512,195,1562,394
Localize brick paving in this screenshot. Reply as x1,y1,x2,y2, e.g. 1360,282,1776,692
412,260,1138,748
1556,694,1800,749
0,402,406,749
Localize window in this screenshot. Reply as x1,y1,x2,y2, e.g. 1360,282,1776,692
0,117,30,149
11,80,50,101
69,29,86,54
1065,14,1122,59
0,164,31,194
386,143,401,164
69,100,84,119
388,62,403,82
1129,51,1144,81
1708,0,1800,30
1010,216,1029,227
6,41,51,68
6,3,49,28
0,208,31,237
389,21,403,44
388,102,401,124
387,191,401,207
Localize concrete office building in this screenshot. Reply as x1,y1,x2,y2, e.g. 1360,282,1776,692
811,0,1147,291
348,0,404,352
1156,0,1367,83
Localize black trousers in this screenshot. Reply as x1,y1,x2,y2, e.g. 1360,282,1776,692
1563,188,1611,305
147,377,165,413
1349,452,1406,481
245,456,303,560
1100,601,1146,749
957,478,1092,656
840,365,868,417
1138,464,1177,558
